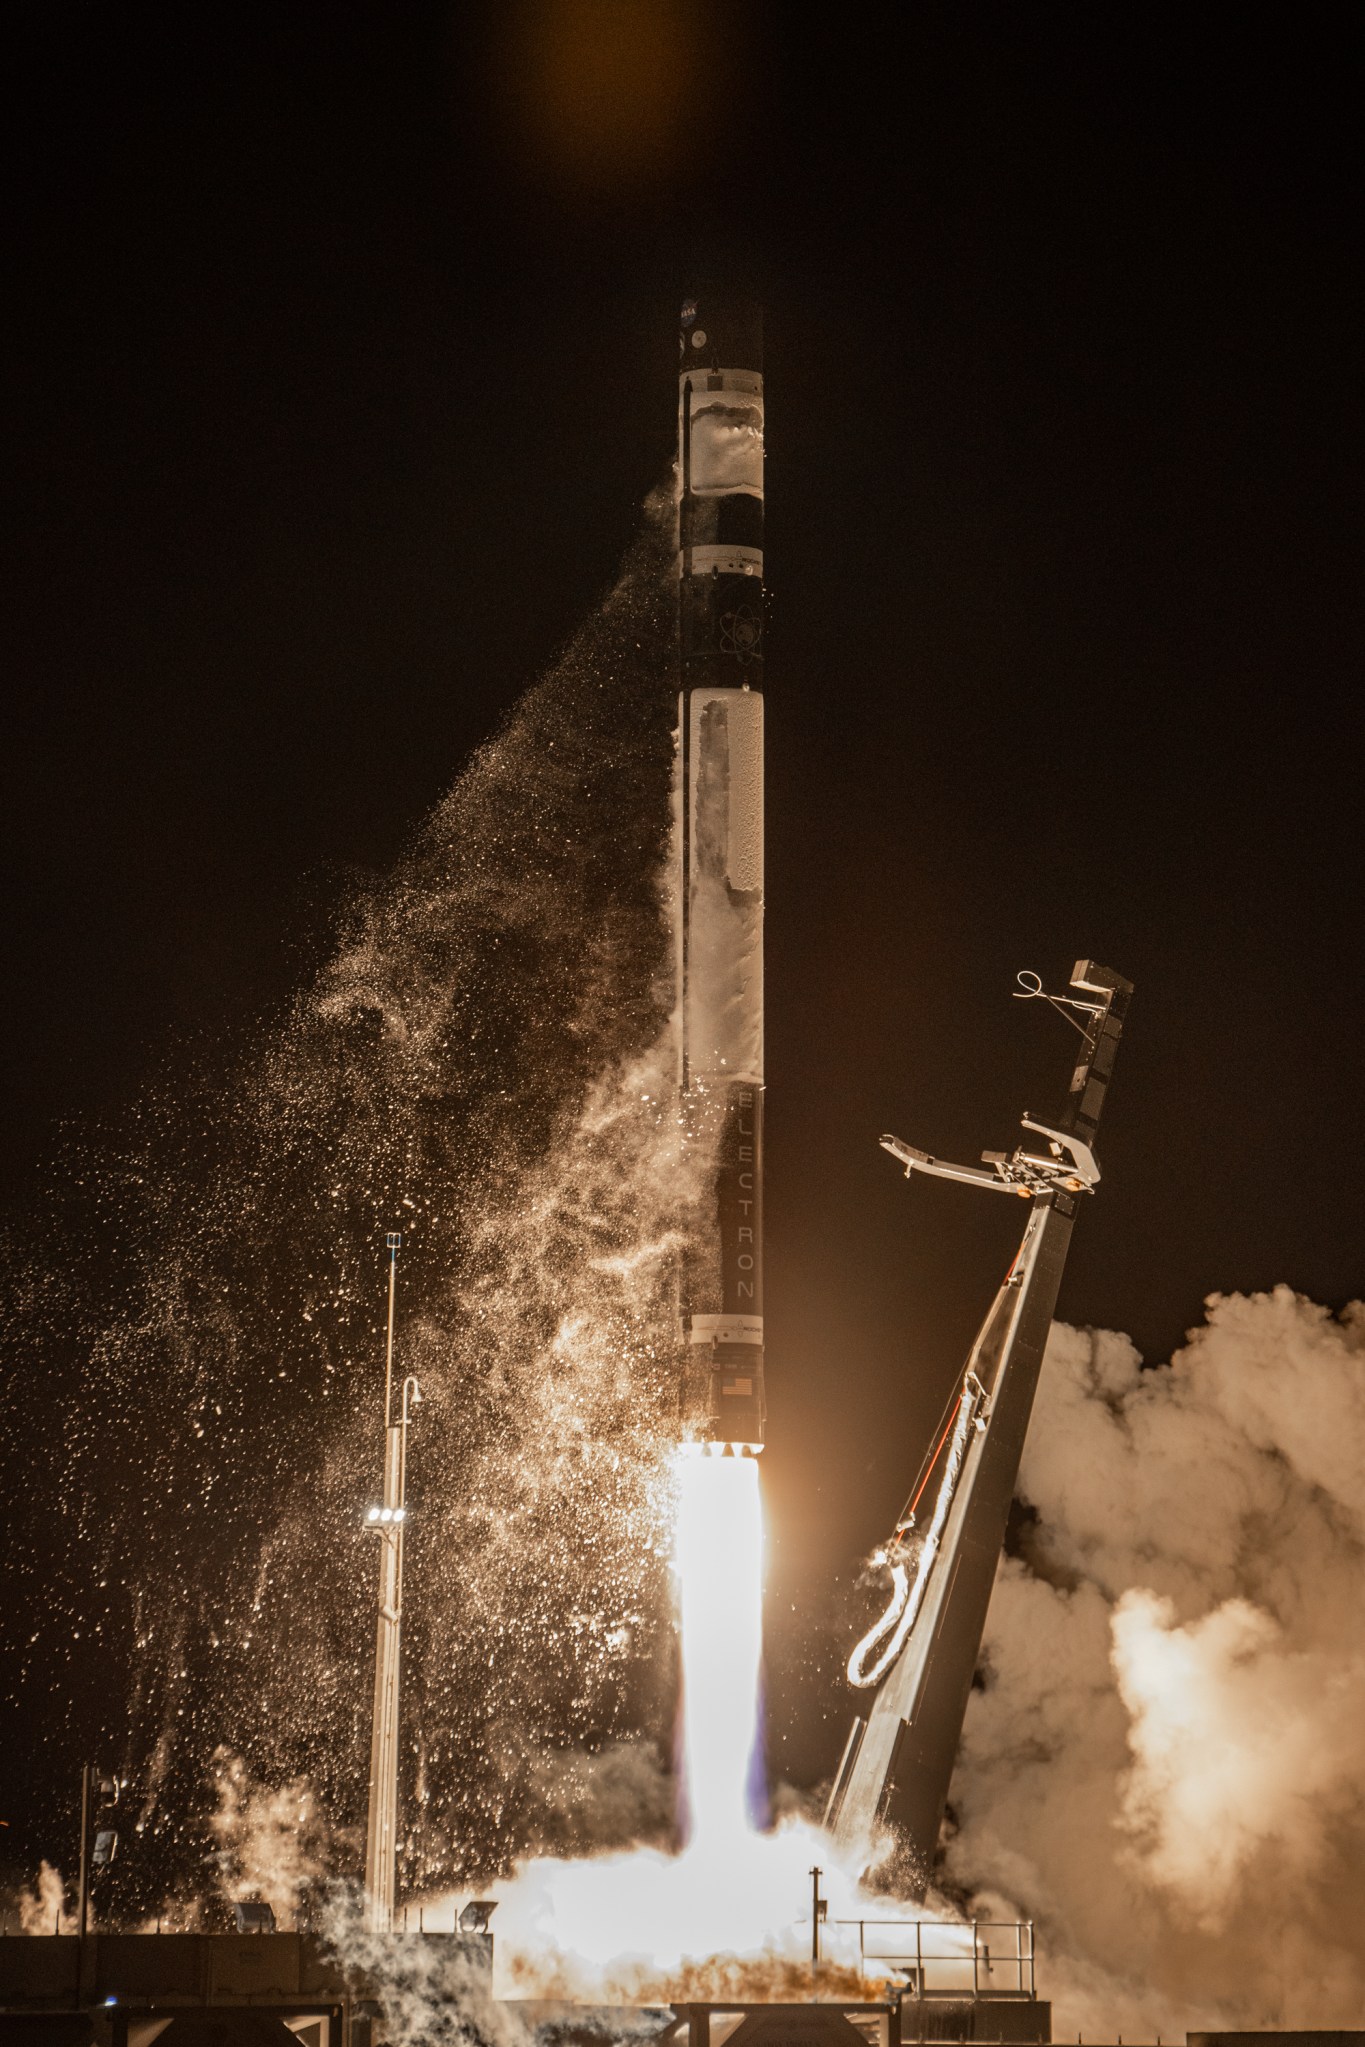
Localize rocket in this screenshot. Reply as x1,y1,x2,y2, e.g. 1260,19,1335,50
676,297,766,1453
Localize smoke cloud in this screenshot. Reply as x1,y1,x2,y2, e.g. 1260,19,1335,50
949,1287,1365,2034
14,1862,72,1936
209,1745,337,1926
320,1891,534,2047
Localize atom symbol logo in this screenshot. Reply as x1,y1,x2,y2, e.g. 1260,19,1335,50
720,603,762,663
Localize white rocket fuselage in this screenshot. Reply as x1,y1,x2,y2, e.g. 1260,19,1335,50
676,300,766,1451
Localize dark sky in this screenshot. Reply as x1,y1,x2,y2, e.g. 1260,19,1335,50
6,9,1362,1803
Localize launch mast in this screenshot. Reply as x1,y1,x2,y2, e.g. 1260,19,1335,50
826,961,1132,1878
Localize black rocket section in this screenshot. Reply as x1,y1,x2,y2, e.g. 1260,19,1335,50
676,296,767,1451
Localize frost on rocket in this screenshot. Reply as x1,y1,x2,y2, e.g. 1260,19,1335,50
685,393,764,498
682,691,763,1081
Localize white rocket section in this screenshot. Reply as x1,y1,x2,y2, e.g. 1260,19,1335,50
682,687,764,1087
682,371,764,494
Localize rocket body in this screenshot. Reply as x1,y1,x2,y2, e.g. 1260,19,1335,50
676,299,766,1452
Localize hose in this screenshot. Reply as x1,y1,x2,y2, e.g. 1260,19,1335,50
847,1377,978,1688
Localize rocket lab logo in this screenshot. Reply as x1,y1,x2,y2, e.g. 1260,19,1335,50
720,602,762,663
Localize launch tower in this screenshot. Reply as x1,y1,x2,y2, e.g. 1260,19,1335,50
827,962,1132,1877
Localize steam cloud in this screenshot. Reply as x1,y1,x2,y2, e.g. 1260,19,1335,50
320,1891,534,2047
209,1745,337,1925
950,1287,1365,2034
14,1864,72,1937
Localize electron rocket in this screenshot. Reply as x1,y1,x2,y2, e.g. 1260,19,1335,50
676,297,766,1453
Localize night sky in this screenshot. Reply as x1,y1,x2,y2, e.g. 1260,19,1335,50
5,9,1362,1848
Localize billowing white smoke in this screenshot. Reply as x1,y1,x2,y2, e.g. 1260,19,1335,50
320,1891,533,2047
949,1286,1365,2034
14,1862,72,1935
209,1745,336,1926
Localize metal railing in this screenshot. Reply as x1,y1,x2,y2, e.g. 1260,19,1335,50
824,1918,1035,1999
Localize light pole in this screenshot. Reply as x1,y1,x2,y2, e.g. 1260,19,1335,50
76,1766,118,1998
363,1232,421,1933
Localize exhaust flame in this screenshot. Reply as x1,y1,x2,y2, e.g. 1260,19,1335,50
677,1449,764,1851
449,1448,934,1991
479,1814,898,1996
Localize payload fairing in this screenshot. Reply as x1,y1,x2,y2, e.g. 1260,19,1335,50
676,299,766,1452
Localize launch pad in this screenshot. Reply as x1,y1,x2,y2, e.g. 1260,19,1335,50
666,2000,1048,2047
542,1995,1050,2047
0,1931,1050,2047
6,1941,1360,2047
7,1938,1365,2047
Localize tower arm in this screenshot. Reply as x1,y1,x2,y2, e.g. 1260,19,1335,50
880,1136,1031,1196
826,963,1132,1884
